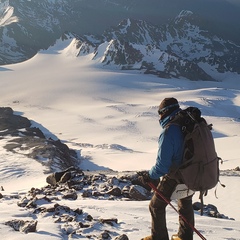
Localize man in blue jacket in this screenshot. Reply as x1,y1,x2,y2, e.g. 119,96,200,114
140,97,194,240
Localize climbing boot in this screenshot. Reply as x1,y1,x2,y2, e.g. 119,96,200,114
141,236,152,240
171,234,182,240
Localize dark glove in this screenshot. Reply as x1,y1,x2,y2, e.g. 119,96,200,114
137,171,160,189
137,170,151,184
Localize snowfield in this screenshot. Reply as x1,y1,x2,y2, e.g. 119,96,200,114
0,39,240,239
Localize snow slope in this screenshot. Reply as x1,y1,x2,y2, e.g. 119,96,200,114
0,38,240,239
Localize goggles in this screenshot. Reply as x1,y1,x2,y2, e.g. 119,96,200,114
158,103,179,115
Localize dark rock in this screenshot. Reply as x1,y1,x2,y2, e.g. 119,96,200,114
106,186,122,196
59,171,72,183
115,234,129,240
193,201,234,220
129,185,152,200
0,107,79,172
85,214,93,221
93,191,104,197
5,219,37,233
79,222,90,228
0,107,30,134
46,173,58,186
193,202,202,211
62,190,78,200
99,230,111,239
73,208,83,215
20,220,38,233
99,218,118,226
82,190,92,198
46,169,73,186
234,166,240,171
206,204,218,212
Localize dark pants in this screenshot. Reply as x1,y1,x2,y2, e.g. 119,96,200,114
149,176,194,240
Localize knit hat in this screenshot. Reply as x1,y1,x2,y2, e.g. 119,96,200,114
158,97,179,119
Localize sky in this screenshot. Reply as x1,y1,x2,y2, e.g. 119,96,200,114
227,0,240,7
0,37,240,239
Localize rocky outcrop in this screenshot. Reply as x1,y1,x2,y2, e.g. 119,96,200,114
3,168,147,239
193,202,235,220
5,219,38,233
0,107,78,172
2,166,237,238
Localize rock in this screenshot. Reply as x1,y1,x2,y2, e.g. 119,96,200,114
9,169,236,239
20,220,38,233
85,214,93,221
79,222,90,228
46,168,74,186
73,208,83,215
5,219,37,233
115,234,129,240
193,202,234,220
82,190,92,198
99,230,111,239
129,185,152,200
234,166,240,171
206,204,218,212
59,171,72,183
107,176,119,185
106,186,122,196
62,190,78,200
193,202,202,211
99,218,118,226
0,107,78,172
46,173,57,186
17,197,30,207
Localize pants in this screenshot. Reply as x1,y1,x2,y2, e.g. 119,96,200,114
149,176,194,240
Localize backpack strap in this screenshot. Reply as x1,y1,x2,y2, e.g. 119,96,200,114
199,190,208,216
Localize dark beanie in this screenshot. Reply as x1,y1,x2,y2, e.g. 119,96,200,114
158,97,179,119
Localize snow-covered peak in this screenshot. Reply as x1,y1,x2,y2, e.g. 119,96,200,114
174,10,194,24
0,0,18,27
0,0,9,16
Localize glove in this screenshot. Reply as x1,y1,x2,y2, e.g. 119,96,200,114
137,170,151,184
137,171,160,188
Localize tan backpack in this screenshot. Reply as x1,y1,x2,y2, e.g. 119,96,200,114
169,107,223,215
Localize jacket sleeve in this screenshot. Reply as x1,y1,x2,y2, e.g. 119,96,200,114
149,125,183,179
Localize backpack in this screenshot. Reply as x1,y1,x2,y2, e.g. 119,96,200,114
169,107,223,215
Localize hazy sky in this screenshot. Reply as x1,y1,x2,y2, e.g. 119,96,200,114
226,0,240,6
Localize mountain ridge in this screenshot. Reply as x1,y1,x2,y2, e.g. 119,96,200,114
1,0,240,80
53,13,240,81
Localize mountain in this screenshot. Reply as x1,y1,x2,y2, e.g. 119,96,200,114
0,0,240,80
53,11,240,81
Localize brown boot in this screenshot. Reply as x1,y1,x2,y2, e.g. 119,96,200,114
171,234,182,240
141,236,152,240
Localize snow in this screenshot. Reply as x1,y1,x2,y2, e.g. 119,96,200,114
0,39,240,239
0,6,18,27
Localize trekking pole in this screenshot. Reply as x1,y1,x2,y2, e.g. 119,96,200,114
148,182,207,240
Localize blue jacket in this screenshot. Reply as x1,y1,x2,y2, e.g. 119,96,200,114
149,109,184,179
